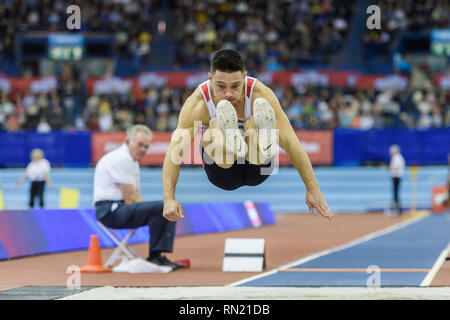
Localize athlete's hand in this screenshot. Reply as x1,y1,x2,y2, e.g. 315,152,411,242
306,187,333,220
163,198,184,222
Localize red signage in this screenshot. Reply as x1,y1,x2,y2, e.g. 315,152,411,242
431,185,449,213
278,131,333,165
5,72,450,94
91,130,333,166
91,131,173,166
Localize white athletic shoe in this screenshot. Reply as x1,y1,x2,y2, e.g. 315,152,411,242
253,97,277,159
112,258,130,273
127,258,172,273
216,100,247,158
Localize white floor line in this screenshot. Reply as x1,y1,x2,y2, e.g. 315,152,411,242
227,213,430,287
59,286,450,300
420,241,450,287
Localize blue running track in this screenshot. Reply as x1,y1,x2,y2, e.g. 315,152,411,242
0,166,447,212
235,214,450,287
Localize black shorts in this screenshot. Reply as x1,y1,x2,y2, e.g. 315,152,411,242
200,145,274,191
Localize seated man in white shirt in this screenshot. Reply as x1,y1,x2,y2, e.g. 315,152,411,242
93,124,183,272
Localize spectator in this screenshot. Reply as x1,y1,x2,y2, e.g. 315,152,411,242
75,113,86,131
36,117,51,133
6,113,20,131
0,109,5,130
98,101,113,132
359,110,375,130
1,0,448,134
363,0,449,61
155,106,170,131
3,79,450,132
172,0,357,69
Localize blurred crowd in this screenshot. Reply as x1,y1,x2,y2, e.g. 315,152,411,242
76,86,185,132
1,79,449,132
281,85,449,130
2,0,448,70
0,0,449,133
1,0,356,71
363,0,450,61
172,0,355,70
0,0,160,68
0,64,82,132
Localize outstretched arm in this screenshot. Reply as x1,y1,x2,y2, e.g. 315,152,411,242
15,173,27,186
16,164,30,186
162,126,194,221
162,89,205,221
259,83,333,220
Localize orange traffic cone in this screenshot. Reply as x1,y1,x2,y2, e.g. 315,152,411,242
80,235,112,273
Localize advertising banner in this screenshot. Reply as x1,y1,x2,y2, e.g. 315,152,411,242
434,73,450,90
85,70,360,94
91,130,333,166
0,202,275,260
5,72,450,94
91,131,173,166
278,131,333,165
355,74,409,90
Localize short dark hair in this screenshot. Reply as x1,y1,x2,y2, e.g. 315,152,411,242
210,49,245,74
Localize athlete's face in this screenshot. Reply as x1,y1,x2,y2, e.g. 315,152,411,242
127,131,151,161
210,70,246,104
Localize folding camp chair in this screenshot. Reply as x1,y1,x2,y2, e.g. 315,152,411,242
97,221,141,268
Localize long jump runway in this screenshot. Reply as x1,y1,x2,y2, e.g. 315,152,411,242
232,213,450,288
0,213,449,300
